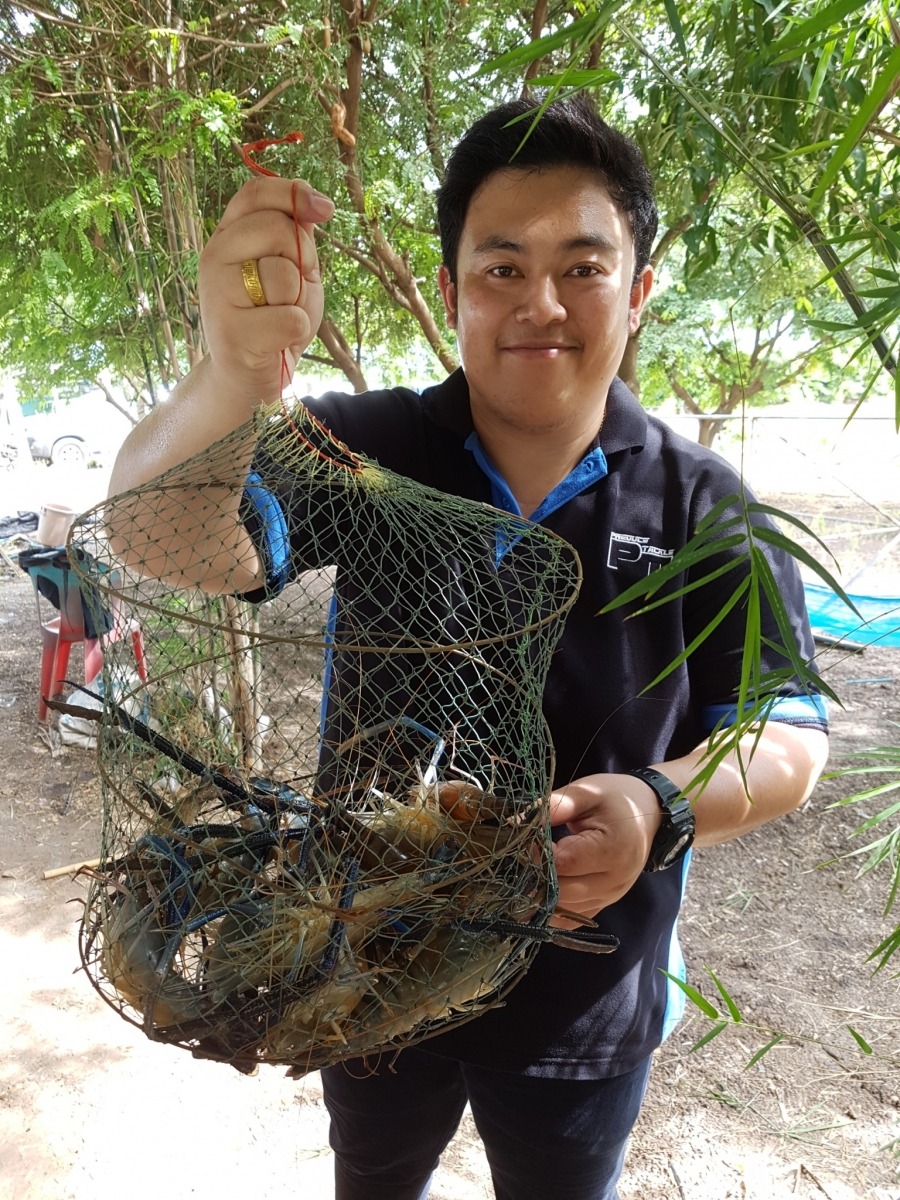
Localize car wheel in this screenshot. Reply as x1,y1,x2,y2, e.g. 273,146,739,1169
51,437,87,466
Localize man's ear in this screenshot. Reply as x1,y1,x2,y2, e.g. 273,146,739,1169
437,264,458,330
628,265,653,335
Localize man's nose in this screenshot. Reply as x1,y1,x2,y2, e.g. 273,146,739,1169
516,276,566,325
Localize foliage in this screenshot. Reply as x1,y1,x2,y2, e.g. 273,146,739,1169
825,735,900,970
1,0,898,1074
484,0,899,413
1,0,897,419
640,245,850,445
0,0,539,403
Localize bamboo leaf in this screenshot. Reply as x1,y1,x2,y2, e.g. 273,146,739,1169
751,548,811,682
746,503,840,566
662,0,688,58
660,969,720,1019
640,578,751,693
809,39,837,106
526,69,619,89
695,492,746,535
847,1026,873,1055
480,10,613,74
811,46,900,208
705,966,743,1023
852,798,900,834
768,0,873,54
622,559,745,618
598,534,747,614
691,1021,730,1052
745,1033,785,1069
867,924,900,971
750,526,862,616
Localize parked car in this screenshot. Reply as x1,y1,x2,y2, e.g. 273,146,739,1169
23,392,133,467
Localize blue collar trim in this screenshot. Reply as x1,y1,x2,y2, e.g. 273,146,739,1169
463,431,608,519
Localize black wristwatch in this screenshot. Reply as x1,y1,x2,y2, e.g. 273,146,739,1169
626,767,695,872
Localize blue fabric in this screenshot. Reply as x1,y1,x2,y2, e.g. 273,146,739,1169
18,546,113,639
804,581,900,648
702,693,828,732
464,430,608,521
323,1047,652,1200
660,851,692,1041
241,471,291,594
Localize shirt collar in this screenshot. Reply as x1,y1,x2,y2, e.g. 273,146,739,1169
420,368,649,456
419,369,648,519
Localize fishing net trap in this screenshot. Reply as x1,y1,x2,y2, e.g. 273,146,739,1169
64,403,603,1077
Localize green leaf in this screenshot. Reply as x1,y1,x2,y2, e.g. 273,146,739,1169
662,0,688,58
622,558,745,619
809,39,837,106
660,969,720,1019
705,966,742,1023
640,578,751,693
599,533,747,614
690,1021,730,1052
867,923,900,971
749,526,862,617
525,69,619,89
751,548,812,683
479,13,605,74
811,45,900,208
745,1033,785,1069
768,0,872,54
847,1026,874,1055
695,492,746,536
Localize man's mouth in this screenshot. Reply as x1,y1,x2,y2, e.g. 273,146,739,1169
501,343,577,354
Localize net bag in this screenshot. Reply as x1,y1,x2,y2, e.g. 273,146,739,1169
69,403,593,1076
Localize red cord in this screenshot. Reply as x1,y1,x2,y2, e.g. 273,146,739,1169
240,131,305,177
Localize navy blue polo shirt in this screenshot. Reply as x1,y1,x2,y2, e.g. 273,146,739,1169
244,369,826,1079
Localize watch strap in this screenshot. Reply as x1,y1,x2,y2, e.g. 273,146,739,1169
625,767,695,871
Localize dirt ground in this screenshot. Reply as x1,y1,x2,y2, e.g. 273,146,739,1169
1,489,899,1200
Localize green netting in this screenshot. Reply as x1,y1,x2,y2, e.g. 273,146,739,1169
68,403,587,1076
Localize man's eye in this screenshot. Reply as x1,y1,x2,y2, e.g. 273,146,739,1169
569,264,600,277
489,265,516,277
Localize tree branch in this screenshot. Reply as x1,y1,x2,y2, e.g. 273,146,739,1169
244,77,299,115
523,0,550,84
316,316,368,392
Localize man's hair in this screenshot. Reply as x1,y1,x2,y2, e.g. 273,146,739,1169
436,95,658,283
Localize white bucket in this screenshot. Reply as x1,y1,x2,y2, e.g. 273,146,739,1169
35,503,76,546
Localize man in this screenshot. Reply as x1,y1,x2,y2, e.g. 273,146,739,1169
109,96,828,1200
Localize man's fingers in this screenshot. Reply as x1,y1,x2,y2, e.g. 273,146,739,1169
217,176,334,230
553,826,609,876
202,215,322,314
209,211,318,272
238,255,302,311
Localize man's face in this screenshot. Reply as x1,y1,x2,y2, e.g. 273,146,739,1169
438,165,652,439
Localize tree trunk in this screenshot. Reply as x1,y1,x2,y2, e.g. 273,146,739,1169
317,318,368,392
698,417,719,448
618,329,641,396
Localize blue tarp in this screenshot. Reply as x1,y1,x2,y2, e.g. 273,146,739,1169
804,581,900,648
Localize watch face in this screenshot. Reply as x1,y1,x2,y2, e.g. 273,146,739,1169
662,831,694,867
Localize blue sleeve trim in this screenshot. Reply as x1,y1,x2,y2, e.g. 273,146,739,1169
241,472,291,596
702,693,829,733
660,850,692,1042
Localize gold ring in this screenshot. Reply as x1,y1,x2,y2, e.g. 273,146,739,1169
240,259,267,306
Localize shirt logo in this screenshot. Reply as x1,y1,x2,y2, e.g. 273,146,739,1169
607,531,675,574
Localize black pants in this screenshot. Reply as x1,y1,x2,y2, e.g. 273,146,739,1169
321,1047,652,1200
